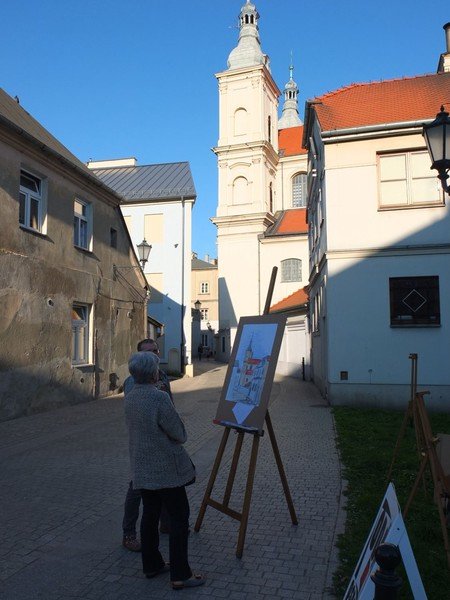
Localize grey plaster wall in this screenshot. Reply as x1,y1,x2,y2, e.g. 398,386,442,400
0,135,146,421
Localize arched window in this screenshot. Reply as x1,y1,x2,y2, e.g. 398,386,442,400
269,182,273,213
292,173,307,207
234,108,247,136
281,258,302,282
233,177,248,205
267,115,272,143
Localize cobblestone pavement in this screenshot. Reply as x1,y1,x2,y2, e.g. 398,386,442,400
0,362,345,600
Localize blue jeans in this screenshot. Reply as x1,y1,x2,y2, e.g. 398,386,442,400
122,481,170,537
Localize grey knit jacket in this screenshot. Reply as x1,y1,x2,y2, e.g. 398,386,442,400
125,383,195,490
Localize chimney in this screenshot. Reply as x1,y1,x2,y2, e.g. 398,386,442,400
204,254,210,263
438,22,450,73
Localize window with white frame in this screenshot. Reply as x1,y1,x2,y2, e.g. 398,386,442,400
200,308,209,320
200,282,209,294
72,303,92,365
281,258,302,282
292,173,307,208
74,198,91,250
19,170,44,231
378,150,442,208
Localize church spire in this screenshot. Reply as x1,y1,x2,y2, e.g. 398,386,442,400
278,59,302,129
227,1,268,71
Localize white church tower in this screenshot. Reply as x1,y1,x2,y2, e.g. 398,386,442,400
212,1,281,356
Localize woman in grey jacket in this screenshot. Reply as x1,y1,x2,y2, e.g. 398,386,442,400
125,351,205,589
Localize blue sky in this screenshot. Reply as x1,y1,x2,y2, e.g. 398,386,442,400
1,1,448,260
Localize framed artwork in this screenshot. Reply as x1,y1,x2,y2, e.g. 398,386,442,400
214,314,287,434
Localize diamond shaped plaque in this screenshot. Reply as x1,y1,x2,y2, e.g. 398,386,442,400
402,289,426,313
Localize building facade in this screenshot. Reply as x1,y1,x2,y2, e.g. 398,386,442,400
303,60,450,408
212,1,309,374
0,90,147,421
89,159,196,376
191,254,219,355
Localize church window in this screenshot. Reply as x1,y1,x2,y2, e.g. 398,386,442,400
269,182,273,213
292,173,307,207
281,258,302,283
268,115,272,143
234,108,247,136
232,176,249,205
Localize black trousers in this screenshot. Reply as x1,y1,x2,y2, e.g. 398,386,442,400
141,486,192,582
122,481,170,536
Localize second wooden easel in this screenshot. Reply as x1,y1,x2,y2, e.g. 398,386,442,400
194,267,298,558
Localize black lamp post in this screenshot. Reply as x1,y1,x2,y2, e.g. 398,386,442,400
137,239,152,268
423,106,450,195
194,299,201,312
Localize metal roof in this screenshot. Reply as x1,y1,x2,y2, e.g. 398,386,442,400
92,162,196,202
192,257,217,270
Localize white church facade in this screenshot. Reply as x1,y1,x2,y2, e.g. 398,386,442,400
212,0,309,379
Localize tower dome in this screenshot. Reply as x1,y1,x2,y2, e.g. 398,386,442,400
278,63,302,128
227,1,267,70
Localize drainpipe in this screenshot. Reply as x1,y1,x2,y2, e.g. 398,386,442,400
180,196,185,375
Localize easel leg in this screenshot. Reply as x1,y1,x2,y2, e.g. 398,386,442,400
265,411,298,525
236,434,260,559
223,432,244,507
194,427,230,532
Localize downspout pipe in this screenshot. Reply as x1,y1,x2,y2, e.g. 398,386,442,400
180,196,185,375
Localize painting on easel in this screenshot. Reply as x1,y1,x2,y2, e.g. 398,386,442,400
214,314,286,434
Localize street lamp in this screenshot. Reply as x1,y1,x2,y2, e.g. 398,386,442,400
194,299,202,311
423,106,450,195
137,239,152,268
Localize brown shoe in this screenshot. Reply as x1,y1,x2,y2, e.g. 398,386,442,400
122,535,141,552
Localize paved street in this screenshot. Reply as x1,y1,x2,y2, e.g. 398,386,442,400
0,362,344,600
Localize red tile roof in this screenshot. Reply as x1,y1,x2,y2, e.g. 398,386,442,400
278,125,307,156
312,72,450,131
270,287,309,313
265,208,308,236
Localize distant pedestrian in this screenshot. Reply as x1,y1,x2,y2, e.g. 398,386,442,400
197,344,203,361
125,351,205,589
122,338,172,552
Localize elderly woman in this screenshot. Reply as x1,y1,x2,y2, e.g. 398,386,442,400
125,351,205,590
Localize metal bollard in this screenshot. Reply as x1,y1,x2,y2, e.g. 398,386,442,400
371,543,402,599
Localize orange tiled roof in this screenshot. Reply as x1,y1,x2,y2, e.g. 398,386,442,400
312,72,450,131
266,208,308,236
270,287,309,313
278,125,307,156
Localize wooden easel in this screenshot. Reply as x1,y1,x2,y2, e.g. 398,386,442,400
386,353,424,482
194,267,298,558
403,391,450,570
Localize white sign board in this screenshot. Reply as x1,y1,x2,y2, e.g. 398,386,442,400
343,483,427,599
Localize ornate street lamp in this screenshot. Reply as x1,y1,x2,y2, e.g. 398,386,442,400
423,106,450,194
136,239,152,268
194,299,202,311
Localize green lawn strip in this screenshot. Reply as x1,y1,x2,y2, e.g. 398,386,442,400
332,407,450,599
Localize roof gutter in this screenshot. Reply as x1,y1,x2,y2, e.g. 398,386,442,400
321,118,434,140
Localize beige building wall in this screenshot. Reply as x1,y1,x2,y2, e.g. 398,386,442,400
0,135,146,421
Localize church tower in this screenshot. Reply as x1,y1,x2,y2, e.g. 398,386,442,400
278,63,302,129
212,1,281,353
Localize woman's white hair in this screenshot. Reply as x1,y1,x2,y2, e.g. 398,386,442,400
128,351,159,384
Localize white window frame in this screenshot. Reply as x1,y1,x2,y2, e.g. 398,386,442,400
19,169,46,233
378,150,443,209
72,303,93,366
292,173,307,208
74,198,92,250
200,308,209,321
281,258,302,283
200,282,209,294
